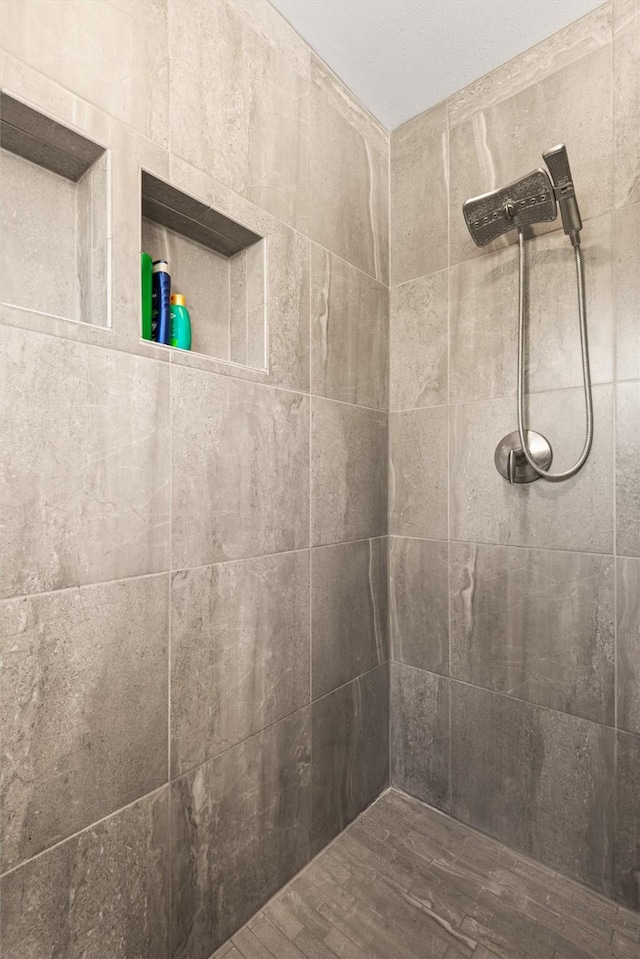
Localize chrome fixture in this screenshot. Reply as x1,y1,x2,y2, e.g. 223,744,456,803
463,144,593,484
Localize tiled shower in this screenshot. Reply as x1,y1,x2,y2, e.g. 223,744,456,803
0,1,638,958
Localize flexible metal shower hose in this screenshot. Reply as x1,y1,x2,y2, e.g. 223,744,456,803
516,229,594,481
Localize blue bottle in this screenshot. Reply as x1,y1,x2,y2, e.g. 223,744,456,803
151,260,171,345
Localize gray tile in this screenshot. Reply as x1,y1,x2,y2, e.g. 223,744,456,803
171,366,309,569
613,0,640,207
170,709,311,959
1,148,77,319
447,3,611,126
167,155,311,392
171,551,310,777
0,327,170,599
449,214,613,403
311,539,388,700
390,663,450,812
618,557,640,736
0,574,168,872
310,57,389,283
449,543,615,724
450,385,614,553
617,380,640,556
389,407,448,540
311,665,389,853
390,536,449,675
449,45,613,265
0,91,104,178
310,244,389,410
617,730,640,911
0,788,170,959
390,103,448,286
169,0,309,232
390,270,448,412
1,0,169,146
451,682,615,896
311,398,387,546
615,203,640,381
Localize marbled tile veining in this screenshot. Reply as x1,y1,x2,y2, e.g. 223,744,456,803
449,542,615,724
170,551,311,777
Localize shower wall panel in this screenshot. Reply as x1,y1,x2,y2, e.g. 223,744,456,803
389,0,640,909
0,2,390,956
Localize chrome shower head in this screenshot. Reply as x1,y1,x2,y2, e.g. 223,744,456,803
462,169,557,248
542,144,582,245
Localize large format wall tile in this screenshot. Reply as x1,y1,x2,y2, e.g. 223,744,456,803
1,0,169,145
390,103,448,286
0,789,170,959
613,0,640,207
617,380,640,556
616,730,640,910
615,203,640,381
169,0,309,232
390,663,450,811
310,57,389,283
449,214,613,403
450,385,614,553
0,327,170,599
618,557,640,736
449,45,613,265
311,665,389,853
450,543,615,724
171,367,309,569
170,709,311,959
311,538,388,700
390,536,449,675
171,552,310,777
390,269,448,412
389,406,448,540
311,398,387,545
310,244,389,410
0,574,168,871
451,683,615,896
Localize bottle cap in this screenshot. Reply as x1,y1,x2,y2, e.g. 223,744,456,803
170,293,186,307
152,260,169,273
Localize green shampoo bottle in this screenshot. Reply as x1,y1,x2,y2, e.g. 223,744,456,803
140,252,153,340
170,293,192,350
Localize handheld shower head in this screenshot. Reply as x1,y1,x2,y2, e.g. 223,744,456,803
542,144,582,245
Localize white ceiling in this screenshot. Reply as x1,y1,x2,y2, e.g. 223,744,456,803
270,0,604,130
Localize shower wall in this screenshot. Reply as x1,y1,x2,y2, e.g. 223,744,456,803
389,0,640,907
0,3,389,957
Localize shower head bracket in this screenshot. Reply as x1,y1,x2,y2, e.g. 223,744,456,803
462,169,557,248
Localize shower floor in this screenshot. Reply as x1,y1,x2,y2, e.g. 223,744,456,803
212,789,640,959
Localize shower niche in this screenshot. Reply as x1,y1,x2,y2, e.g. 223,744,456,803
0,92,109,328
141,172,267,369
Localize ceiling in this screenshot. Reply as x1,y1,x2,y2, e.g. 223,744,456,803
270,0,604,130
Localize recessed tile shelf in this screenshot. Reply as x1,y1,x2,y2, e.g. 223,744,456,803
0,92,109,328
141,172,267,369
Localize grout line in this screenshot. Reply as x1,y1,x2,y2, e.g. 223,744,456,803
397,663,619,732
308,234,314,837
611,6,619,901
166,5,173,949
0,782,169,881
445,93,453,817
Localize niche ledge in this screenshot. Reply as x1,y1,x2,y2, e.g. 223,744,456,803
0,92,109,328
141,171,267,370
